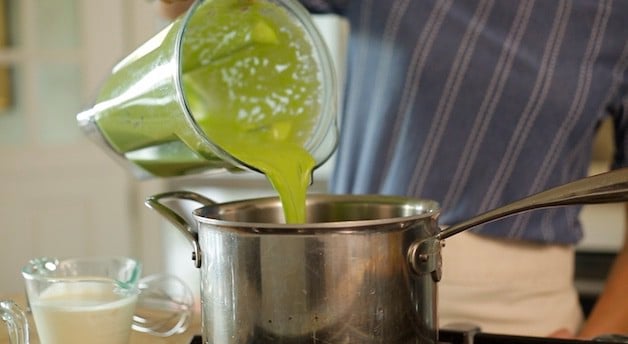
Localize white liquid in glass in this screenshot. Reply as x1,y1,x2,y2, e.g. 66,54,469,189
30,280,138,344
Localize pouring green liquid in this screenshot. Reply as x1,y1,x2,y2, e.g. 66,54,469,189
93,0,326,223
183,0,321,223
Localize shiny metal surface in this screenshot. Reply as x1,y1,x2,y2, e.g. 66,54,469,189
145,168,628,344
148,194,441,343
407,168,628,281
593,334,628,343
438,167,628,240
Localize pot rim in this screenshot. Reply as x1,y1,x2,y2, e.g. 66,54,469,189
192,193,441,234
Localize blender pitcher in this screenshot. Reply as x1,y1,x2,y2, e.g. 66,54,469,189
77,0,338,179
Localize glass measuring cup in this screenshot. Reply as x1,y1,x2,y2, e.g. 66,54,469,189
0,300,28,344
0,257,193,344
22,256,141,344
77,0,338,179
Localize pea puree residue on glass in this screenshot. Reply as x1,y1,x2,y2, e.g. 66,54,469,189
181,0,322,223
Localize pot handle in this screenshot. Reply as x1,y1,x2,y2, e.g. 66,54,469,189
409,168,628,282
145,191,216,268
438,167,628,240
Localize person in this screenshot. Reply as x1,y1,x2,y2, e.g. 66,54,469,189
158,0,628,338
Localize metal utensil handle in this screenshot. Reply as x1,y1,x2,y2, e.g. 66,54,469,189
438,168,628,240
593,334,628,343
145,191,216,268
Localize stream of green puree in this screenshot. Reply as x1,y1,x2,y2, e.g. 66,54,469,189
183,0,321,223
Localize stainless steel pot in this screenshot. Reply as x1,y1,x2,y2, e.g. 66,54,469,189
146,168,628,344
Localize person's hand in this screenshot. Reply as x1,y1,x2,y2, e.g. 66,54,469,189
158,0,194,20
547,328,575,339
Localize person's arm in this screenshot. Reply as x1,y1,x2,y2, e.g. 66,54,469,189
578,202,628,338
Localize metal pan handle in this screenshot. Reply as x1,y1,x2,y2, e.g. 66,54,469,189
409,168,628,281
438,167,628,240
145,191,216,268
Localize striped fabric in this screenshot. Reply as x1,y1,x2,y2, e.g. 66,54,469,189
303,0,628,244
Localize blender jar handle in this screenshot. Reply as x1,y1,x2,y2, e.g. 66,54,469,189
0,300,29,344
145,191,216,268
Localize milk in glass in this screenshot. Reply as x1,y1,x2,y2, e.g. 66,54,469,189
29,279,138,344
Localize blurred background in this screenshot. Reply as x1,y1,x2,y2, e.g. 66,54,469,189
0,1,170,293
0,0,347,299
0,0,623,317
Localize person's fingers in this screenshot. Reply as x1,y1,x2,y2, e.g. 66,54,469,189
158,0,195,20
547,328,574,339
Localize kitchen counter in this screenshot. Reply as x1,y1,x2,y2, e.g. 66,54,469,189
0,294,202,344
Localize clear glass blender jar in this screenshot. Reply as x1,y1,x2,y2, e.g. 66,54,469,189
77,0,338,179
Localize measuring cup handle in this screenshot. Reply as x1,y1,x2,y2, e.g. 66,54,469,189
0,300,29,344
145,191,216,268
132,273,195,338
